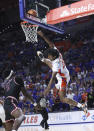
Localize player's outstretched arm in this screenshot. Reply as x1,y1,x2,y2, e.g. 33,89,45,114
21,86,34,104
37,51,52,68
5,70,14,80
15,76,36,105
44,72,57,96
2,70,14,88
38,31,54,48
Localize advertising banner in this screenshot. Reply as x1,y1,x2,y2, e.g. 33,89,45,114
22,110,94,126
47,0,94,24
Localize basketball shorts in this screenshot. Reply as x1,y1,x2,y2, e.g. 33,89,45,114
0,103,5,123
4,97,19,122
55,76,70,92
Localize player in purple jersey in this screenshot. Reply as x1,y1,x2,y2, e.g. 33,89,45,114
2,69,37,131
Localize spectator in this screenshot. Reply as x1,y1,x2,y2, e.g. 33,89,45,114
87,89,94,108
67,88,75,99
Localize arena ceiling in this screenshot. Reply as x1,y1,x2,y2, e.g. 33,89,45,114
0,0,81,10
0,0,18,9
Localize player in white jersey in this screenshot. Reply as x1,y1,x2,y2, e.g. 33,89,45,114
37,31,89,117
51,46,70,89
0,99,5,126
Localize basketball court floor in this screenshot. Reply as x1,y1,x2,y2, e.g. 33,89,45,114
0,123,94,131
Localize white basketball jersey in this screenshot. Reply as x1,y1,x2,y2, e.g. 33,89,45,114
52,47,70,84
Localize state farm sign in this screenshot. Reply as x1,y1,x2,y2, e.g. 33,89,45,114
60,4,94,17
47,0,94,24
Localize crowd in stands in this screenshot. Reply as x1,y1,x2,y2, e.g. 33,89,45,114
0,29,94,115
18,39,94,114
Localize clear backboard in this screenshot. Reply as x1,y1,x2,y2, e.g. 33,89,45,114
19,0,94,35
19,0,64,34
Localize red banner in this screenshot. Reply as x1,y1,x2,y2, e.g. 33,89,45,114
47,0,94,24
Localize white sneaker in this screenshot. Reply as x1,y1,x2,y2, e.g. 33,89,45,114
82,103,90,117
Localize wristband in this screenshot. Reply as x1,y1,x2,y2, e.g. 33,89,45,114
6,70,14,80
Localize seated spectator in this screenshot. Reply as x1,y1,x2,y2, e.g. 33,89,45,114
67,88,75,100
81,91,88,103
73,91,82,110
87,89,94,108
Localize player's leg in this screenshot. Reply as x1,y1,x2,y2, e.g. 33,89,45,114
0,102,7,130
58,79,88,116
4,98,15,131
37,51,52,69
4,98,25,131
59,88,78,107
59,79,77,106
11,108,25,131
5,121,14,131
0,103,5,124
58,79,80,106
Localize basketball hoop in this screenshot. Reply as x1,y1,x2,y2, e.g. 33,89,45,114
21,21,39,43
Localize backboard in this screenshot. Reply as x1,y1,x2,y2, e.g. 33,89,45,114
19,0,64,34
19,0,94,35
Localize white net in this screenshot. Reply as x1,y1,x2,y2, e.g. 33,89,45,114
21,22,38,43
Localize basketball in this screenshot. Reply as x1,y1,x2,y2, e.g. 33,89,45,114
27,9,37,17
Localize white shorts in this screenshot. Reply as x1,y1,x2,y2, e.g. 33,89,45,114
0,104,5,123
55,76,70,90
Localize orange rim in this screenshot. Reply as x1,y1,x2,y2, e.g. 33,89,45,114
21,21,38,27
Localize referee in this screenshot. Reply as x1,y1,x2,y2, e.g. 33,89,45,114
36,97,49,129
